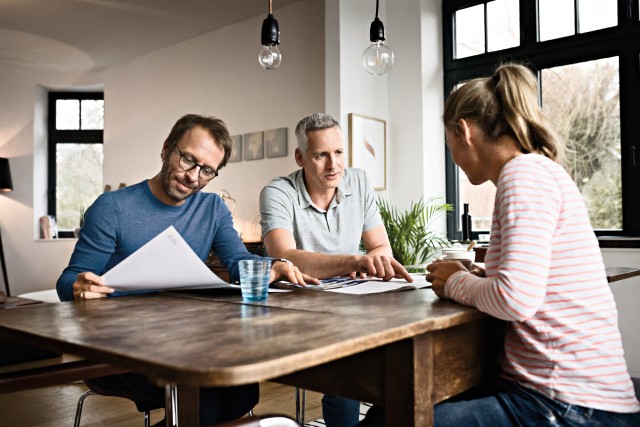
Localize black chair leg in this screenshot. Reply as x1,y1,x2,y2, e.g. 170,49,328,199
74,390,97,427
74,388,157,427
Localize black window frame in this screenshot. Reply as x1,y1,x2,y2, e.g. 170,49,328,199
47,91,104,238
443,0,640,240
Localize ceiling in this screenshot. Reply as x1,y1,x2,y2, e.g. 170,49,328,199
0,0,304,71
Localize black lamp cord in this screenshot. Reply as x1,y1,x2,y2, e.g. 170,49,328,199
0,228,10,297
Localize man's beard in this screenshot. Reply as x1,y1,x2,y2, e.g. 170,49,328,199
159,162,202,203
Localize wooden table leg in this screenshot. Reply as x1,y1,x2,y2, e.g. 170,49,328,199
384,334,433,426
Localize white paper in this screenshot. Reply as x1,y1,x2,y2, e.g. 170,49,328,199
324,274,430,295
103,226,231,291
278,273,431,295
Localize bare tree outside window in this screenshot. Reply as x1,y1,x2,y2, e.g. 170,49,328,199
56,143,103,230
455,4,484,58
541,58,621,229
487,0,519,52
460,173,496,232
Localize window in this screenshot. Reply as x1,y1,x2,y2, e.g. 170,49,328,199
538,0,618,41
541,58,621,229
48,92,104,237
454,0,520,59
443,0,640,240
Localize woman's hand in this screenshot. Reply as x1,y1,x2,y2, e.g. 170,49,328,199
426,260,467,298
72,272,115,300
469,264,486,277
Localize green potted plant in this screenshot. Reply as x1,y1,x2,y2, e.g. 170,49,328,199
377,197,452,272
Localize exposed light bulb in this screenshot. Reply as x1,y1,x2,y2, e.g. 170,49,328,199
259,1,281,70
363,41,394,75
363,1,394,75
259,44,282,70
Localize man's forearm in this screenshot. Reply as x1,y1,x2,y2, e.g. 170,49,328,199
365,244,393,258
278,249,360,279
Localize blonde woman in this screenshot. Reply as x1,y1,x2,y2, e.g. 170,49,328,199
361,64,640,426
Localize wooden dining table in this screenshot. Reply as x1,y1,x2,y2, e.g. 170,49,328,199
605,266,640,283
0,287,503,426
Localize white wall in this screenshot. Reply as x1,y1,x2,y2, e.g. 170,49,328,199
388,0,446,216
327,0,445,213
0,0,324,295
602,249,640,376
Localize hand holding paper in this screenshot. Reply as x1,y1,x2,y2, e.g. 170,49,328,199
102,226,231,292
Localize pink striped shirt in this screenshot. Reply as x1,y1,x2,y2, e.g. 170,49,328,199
447,154,639,413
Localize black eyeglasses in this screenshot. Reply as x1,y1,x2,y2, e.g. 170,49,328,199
173,146,218,180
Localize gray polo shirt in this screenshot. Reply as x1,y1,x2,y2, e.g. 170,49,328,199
259,168,382,255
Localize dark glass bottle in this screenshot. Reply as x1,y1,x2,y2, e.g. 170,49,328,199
461,203,472,242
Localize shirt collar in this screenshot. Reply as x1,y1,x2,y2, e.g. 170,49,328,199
294,169,353,210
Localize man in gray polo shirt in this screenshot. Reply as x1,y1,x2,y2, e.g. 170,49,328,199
260,113,411,281
259,113,411,426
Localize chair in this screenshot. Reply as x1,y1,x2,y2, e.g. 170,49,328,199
73,386,163,427
295,387,306,424
74,385,256,426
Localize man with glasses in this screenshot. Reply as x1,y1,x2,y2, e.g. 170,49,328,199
56,114,317,426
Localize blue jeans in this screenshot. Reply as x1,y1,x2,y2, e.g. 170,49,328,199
322,394,360,427
358,379,640,426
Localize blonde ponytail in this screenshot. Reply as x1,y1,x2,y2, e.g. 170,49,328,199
444,63,564,162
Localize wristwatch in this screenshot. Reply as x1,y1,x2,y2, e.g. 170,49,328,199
273,258,293,266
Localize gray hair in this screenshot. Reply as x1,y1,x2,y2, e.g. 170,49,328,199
295,113,340,154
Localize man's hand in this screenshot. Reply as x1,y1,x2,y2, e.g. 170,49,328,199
425,260,467,297
270,260,320,287
73,272,115,300
351,255,414,282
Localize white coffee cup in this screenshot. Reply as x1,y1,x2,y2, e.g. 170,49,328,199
440,248,476,269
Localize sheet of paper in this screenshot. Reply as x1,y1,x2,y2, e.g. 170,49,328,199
103,226,231,291
325,274,430,295
398,273,431,287
279,273,431,295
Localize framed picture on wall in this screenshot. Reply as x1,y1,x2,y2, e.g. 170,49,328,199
228,135,242,162
243,131,264,161
265,127,288,158
348,113,386,190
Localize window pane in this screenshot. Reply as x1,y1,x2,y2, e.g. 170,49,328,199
56,100,79,130
455,4,485,59
578,0,617,33
81,100,104,130
459,168,496,234
541,57,621,230
539,0,575,41
56,143,103,230
487,0,519,52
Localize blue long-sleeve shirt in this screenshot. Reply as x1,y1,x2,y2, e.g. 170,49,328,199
57,180,260,301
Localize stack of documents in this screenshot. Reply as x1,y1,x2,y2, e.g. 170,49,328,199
279,274,430,295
